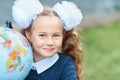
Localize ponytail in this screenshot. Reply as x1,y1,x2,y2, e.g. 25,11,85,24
62,29,83,80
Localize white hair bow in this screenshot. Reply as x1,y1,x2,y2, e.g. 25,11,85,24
52,1,83,31
12,0,83,31
12,0,43,29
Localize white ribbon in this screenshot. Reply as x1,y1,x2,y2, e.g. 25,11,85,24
12,0,83,31
12,0,44,28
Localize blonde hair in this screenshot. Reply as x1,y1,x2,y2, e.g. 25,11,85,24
21,8,83,80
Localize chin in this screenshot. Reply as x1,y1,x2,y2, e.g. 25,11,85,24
45,53,55,58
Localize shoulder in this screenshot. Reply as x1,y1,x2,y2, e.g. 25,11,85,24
57,53,74,65
57,53,77,80
58,53,73,61
54,53,75,68
57,53,75,67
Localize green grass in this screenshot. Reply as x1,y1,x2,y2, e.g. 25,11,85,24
79,21,120,80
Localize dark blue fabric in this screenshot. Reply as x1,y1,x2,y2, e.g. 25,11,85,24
25,53,77,80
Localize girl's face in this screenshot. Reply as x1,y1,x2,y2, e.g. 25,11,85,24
27,16,63,62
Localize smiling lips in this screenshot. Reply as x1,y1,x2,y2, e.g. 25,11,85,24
43,48,55,52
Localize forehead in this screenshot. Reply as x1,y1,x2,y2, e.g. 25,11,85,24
32,16,63,33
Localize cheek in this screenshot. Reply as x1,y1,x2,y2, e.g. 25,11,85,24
31,36,44,47
55,39,63,48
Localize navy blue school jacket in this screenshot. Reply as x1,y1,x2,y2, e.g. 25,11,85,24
25,53,77,80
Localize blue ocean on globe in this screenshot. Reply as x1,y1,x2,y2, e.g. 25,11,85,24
0,27,33,80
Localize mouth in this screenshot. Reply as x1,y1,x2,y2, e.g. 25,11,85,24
43,48,55,52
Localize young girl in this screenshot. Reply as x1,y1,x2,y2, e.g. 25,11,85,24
12,0,83,80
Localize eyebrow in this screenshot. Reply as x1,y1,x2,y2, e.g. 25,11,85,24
38,32,62,34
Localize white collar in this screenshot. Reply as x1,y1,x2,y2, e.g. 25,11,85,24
32,54,59,74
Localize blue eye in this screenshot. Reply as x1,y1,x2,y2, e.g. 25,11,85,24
53,34,60,37
39,34,46,39
53,34,62,39
39,34,45,37
53,34,61,37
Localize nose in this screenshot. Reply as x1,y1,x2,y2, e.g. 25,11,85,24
46,37,54,46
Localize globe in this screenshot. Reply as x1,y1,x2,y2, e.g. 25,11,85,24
0,27,33,80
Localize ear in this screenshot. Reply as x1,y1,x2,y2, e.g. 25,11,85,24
25,31,32,42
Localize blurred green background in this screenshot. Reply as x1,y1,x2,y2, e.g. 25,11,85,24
78,21,120,80
0,0,120,80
